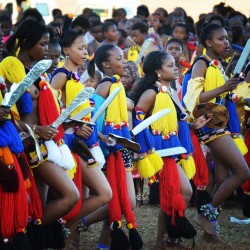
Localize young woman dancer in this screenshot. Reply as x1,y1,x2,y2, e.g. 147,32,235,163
2,19,80,249
50,29,112,247
183,23,250,238
84,44,143,250
130,50,208,249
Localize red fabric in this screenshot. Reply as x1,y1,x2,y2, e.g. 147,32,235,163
0,154,28,239
106,153,122,224
191,130,209,188
179,59,191,69
38,81,64,142
64,154,83,221
116,151,136,228
159,157,186,225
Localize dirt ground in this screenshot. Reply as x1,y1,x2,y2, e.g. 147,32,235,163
79,196,250,250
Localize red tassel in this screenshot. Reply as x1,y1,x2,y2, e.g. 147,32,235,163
63,154,82,221
115,151,136,228
0,153,28,243
13,154,29,235
160,157,186,225
106,153,122,224
38,81,64,142
191,131,209,188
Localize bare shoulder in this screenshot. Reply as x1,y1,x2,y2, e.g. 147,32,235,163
191,59,207,78
50,72,68,90
136,89,156,113
95,80,113,99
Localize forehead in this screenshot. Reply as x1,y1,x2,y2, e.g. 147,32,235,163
109,47,123,56
174,26,186,32
167,42,182,49
211,28,227,37
163,55,175,64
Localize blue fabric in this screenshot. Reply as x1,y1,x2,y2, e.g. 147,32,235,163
16,92,33,115
64,133,74,150
178,120,193,154
1,121,24,153
92,93,105,133
181,69,191,107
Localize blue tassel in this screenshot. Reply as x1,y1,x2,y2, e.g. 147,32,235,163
134,118,153,153
0,127,10,147
152,134,163,150
225,95,241,133
16,92,33,115
1,121,24,153
178,121,194,154
181,70,191,107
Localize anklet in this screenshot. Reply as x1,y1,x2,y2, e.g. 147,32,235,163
200,203,219,221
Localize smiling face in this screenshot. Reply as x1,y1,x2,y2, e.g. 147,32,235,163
104,47,127,76
64,35,88,66
28,32,49,61
206,28,229,56
158,54,179,82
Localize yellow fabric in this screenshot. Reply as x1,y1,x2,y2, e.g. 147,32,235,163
151,90,177,134
183,77,204,115
147,151,163,173
233,137,248,156
204,65,226,101
127,45,143,77
179,155,196,179
65,76,90,118
66,154,77,179
106,81,128,123
0,56,28,120
136,156,156,178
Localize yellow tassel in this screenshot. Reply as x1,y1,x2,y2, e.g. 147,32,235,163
147,150,163,174
233,137,248,156
106,81,128,123
179,155,196,180
136,156,155,179
151,91,177,134
66,155,77,179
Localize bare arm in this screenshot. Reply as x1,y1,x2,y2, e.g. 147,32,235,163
136,89,156,114
95,80,112,99
50,72,67,91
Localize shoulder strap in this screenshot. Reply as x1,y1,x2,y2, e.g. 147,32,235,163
52,67,71,80
99,77,112,85
148,85,159,93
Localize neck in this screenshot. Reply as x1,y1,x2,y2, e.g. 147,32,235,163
206,49,220,60
18,52,34,69
64,60,78,72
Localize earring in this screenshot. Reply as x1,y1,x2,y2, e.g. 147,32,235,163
65,54,70,59
155,73,161,86
157,73,161,80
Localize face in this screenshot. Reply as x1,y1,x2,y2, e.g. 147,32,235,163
0,21,12,36
117,30,125,44
172,26,187,41
155,8,167,23
47,43,61,73
105,25,118,42
206,28,229,56
28,32,49,61
158,55,178,82
64,35,88,66
121,70,132,90
127,62,139,82
131,29,146,46
105,47,126,76
166,42,183,62
91,25,103,43
85,76,99,89
147,15,161,31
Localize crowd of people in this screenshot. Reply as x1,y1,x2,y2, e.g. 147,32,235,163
0,1,250,249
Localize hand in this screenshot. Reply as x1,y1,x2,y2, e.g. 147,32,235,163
63,120,83,131
36,125,58,140
0,107,10,121
192,114,212,130
98,133,114,144
75,124,93,139
222,78,238,92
